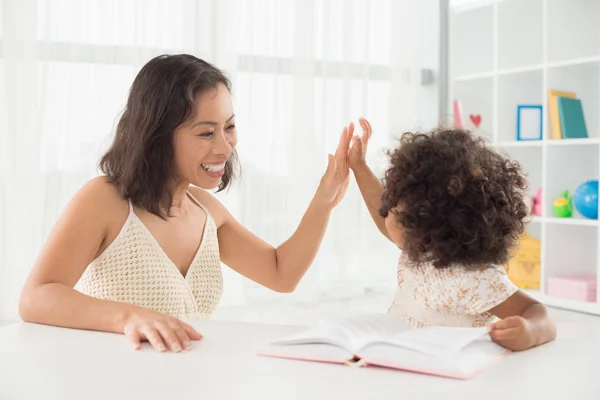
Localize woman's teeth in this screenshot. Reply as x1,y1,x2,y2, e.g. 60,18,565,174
201,163,225,172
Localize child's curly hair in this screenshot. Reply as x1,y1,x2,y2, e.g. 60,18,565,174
379,128,529,269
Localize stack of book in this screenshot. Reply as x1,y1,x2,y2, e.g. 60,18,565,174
548,90,589,140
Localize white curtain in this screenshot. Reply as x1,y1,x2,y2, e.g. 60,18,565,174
0,0,441,323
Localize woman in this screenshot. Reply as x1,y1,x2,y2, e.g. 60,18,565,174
19,54,353,353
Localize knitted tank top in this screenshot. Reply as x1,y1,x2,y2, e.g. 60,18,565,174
78,192,223,318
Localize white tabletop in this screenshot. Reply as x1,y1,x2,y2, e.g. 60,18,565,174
1,311,600,400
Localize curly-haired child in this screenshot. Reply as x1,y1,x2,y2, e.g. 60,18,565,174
348,118,556,351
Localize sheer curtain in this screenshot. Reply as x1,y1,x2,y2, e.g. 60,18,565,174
0,0,441,323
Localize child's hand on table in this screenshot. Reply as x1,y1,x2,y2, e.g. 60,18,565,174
488,316,536,351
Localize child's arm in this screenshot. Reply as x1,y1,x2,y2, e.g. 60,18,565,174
488,290,556,351
349,118,392,242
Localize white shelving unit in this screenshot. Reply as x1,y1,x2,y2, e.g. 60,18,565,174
449,0,600,315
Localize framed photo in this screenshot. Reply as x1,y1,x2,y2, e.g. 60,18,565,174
517,105,543,141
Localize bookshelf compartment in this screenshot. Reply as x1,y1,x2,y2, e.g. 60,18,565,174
497,70,543,142
547,62,600,141
545,145,599,221
543,224,598,302
450,6,494,77
497,0,543,70
546,0,600,63
453,77,494,142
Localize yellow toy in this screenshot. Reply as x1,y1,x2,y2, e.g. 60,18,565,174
506,233,541,289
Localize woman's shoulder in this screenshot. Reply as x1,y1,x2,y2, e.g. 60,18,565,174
70,176,129,226
79,176,127,206
187,186,229,228
47,176,130,260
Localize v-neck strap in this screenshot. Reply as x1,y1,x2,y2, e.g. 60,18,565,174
186,191,209,214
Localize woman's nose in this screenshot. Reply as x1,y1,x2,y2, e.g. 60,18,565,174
213,131,233,156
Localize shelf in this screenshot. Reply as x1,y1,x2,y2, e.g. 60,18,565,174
526,290,600,316
450,0,600,317
453,71,495,82
451,59,600,83
546,138,600,147
497,65,543,76
495,138,600,147
544,217,599,227
496,140,543,148
453,65,543,82
547,56,600,70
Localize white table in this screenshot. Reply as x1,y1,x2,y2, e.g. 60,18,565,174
1,312,600,400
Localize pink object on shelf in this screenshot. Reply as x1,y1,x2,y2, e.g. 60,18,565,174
546,275,597,302
533,188,542,216
469,114,481,128
453,100,463,128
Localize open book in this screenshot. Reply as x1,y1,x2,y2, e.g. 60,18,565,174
258,313,509,379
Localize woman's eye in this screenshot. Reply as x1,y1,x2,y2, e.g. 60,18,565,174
199,131,214,138
226,124,236,131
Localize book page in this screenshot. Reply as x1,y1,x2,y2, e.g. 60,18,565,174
317,313,489,359
374,325,489,359
269,312,490,358
316,313,413,351
360,337,507,379
269,327,352,352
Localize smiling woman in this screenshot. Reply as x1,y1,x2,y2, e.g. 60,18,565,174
17,54,353,353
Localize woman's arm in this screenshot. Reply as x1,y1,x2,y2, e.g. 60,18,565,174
19,177,201,352
200,125,352,292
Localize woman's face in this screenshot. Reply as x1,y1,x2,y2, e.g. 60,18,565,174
173,83,237,190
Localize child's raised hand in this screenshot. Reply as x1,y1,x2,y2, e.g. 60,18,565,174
348,117,372,170
488,316,536,351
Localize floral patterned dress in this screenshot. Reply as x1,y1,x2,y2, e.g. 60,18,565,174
387,254,518,328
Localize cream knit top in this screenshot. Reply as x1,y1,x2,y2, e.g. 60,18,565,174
78,192,223,318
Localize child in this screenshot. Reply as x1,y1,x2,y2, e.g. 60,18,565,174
348,118,556,351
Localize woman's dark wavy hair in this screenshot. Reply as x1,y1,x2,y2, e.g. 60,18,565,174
379,128,529,269
99,54,238,219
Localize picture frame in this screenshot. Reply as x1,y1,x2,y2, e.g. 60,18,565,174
517,105,543,141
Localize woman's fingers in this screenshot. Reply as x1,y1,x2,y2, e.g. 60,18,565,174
156,323,184,352
335,126,351,158
126,329,143,351
179,320,203,341
171,322,193,350
141,326,167,353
